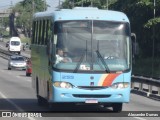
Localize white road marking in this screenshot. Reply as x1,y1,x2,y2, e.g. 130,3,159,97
16,75,20,78
0,92,23,111
0,92,36,120
134,117,147,120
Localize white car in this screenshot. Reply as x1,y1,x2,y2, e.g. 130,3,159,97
8,55,26,70
8,37,22,54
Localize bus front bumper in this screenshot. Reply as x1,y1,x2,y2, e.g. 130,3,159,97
50,87,130,103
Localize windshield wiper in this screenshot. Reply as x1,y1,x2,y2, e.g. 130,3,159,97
73,51,86,73
96,50,110,73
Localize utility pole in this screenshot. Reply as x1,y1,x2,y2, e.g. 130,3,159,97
72,0,74,8
32,0,35,14
106,0,109,10
81,0,83,7
91,0,93,7
151,0,156,77
44,0,46,11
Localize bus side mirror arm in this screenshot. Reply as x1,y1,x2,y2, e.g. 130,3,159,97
131,33,139,64
131,33,139,55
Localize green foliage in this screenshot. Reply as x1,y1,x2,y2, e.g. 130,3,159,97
144,17,160,28
21,37,31,44
62,0,117,9
13,0,47,37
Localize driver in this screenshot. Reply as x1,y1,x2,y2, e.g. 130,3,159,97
55,48,71,64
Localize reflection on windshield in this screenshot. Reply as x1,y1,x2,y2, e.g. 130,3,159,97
11,41,20,46
53,20,131,72
11,57,24,61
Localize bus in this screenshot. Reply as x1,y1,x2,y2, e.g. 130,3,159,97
31,7,134,112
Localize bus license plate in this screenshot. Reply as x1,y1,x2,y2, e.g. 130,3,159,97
85,99,98,103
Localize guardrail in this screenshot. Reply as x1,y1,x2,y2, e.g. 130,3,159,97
131,75,160,100
0,47,160,100
0,48,12,59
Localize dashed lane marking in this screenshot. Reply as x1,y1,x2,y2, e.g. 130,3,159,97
134,117,147,120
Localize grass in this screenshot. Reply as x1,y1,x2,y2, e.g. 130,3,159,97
20,37,31,44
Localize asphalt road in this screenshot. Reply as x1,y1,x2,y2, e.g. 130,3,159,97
0,41,159,120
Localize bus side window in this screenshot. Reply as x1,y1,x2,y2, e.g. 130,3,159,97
32,21,36,44
41,20,45,45
45,20,49,45
35,21,39,44
38,21,42,45
47,21,54,55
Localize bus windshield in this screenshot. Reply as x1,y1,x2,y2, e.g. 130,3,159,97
53,20,131,72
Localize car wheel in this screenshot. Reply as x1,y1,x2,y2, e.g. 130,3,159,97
26,73,31,76
8,67,11,70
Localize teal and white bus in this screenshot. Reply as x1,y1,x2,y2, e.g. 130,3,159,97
31,7,134,112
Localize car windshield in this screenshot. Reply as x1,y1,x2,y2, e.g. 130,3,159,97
53,20,131,72
11,56,24,61
11,41,20,46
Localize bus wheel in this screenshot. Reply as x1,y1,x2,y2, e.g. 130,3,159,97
112,103,122,112
37,95,45,106
36,79,44,106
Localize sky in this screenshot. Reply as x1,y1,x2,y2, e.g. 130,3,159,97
0,0,63,11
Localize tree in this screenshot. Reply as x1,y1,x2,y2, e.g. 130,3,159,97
12,0,47,37
110,0,160,57
62,0,117,9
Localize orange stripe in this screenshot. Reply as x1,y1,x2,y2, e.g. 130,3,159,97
102,73,120,86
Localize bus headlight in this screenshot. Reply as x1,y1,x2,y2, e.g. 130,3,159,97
111,82,129,89
53,82,73,89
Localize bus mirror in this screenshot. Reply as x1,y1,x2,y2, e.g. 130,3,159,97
131,33,136,42
131,33,139,55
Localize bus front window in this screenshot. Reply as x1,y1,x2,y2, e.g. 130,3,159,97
53,21,131,72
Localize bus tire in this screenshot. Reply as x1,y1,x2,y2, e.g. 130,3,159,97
37,95,44,106
36,79,43,106
46,82,53,109
112,103,123,112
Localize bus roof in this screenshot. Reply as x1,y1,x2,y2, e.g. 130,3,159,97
33,7,129,23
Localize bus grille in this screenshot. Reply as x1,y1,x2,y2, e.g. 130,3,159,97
77,86,108,90
73,94,111,98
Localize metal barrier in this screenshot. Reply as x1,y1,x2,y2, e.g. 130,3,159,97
131,75,160,99
0,48,12,59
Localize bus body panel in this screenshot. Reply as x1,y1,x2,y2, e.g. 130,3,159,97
34,7,129,23
50,71,131,103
